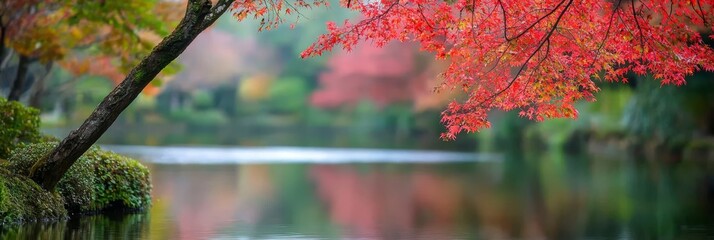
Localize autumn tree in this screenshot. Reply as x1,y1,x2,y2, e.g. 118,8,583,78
0,0,50,101
26,0,714,191
0,0,181,102
303,0,714,139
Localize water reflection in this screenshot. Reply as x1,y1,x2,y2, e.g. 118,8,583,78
0,213,147,240
103,145,496,164
2,149,713,239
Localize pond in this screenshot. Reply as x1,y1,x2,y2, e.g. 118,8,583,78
1,146,713,239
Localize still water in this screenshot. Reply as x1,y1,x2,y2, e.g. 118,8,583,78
2,146,713,239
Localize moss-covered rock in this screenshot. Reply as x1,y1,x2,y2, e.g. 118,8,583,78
6,142,97,213
0,97,40,159
0,97,151,226
84,148,152,211
5,143,151,214
0,168,67,226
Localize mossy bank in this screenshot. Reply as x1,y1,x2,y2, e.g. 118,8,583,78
0,97,152,226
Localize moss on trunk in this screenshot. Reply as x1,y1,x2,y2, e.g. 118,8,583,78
0,168,66,226
5,142,152,218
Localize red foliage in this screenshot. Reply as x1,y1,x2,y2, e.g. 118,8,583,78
0,0,44,36
294,0,714,139
311,42,439,108
61,56,122,83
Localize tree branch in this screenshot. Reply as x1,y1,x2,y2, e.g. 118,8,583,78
478,0,574,108
201,0,235,29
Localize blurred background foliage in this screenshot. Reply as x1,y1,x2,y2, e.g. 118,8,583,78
2,0,714,158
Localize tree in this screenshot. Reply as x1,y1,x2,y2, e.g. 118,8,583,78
302,0,714,139
28,0,714,190
0,0,181,101
29,0,236,190
0,0,52,101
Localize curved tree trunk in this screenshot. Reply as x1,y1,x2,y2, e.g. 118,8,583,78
29,0,234,191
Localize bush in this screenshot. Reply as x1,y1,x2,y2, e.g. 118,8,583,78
0,97,40,159
0,168,66,226
84,148,152,210
268,77,308,114
6,143,151,213
192,90,214,110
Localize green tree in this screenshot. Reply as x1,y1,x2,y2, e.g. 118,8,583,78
1,0,180,102
30,0,233,191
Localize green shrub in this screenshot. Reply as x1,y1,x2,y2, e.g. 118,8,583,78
0,168,66,226
0,97,40,159
6,143,151,213
268,77,308,114
84,148,152,210
192,90,214,110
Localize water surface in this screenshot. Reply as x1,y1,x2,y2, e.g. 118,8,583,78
2,147,713,239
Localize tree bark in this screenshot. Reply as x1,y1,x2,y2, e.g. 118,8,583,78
7,54,31,101
0,22,9,70
29,0,234,191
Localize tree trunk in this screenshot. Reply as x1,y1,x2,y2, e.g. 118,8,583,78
29,0,234,191
0,23,9,70
29,62,53,108
8,54,30,101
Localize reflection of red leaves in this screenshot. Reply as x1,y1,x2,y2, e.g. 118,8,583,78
151,165,244,240
310,165,469,239
299,0,714,139
310,165,416,237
